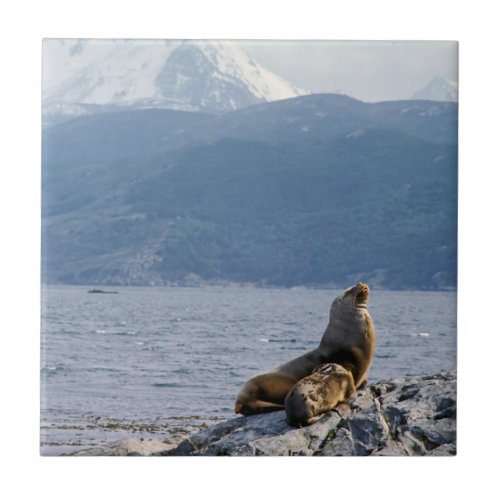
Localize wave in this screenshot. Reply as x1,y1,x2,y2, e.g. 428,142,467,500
41,364,65,375
152,382,212,389
95,329,137,335
172,368,190,374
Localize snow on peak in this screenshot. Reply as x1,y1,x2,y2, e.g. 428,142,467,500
194,40,305,101
43,39,308,118
411,76,458,102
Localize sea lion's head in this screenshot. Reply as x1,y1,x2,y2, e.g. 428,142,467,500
330,282,370,319
313,363,350,376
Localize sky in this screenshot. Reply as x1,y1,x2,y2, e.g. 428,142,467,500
243,40,458,102
43,39,458,103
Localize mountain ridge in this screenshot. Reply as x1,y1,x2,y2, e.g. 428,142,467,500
42,39,308,124
42,93,458,171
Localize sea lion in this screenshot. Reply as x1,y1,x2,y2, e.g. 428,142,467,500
234,282,375,415
284,363,356,427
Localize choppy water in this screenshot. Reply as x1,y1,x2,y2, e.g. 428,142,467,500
40,285,456,455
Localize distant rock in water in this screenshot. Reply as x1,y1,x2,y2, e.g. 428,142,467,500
87,289,119,294
70,370,456,456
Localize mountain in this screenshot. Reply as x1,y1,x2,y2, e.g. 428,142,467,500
412,77,458,102
42,94,458,169
42,39,307,124
42,108,213,169
42,94,458,290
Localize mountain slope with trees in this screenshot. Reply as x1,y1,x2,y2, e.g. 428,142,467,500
42,94,457,289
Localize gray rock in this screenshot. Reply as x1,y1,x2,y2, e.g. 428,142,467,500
67,437,180,456
68,370,456,456
166,411,345,456
165,370,456,456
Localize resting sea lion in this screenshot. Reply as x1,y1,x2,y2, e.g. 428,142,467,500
234,282,375,415
284,363,356,427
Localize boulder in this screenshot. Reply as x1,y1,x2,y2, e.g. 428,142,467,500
164,370,456,456
68,437,180,456
69,370,456,456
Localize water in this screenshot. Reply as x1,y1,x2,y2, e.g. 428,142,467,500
40,285,456,455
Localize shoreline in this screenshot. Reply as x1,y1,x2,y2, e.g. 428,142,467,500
40,414,227,456
41,282,458,293
45,370,457,457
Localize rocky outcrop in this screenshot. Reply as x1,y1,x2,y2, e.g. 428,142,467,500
164,370,456,456
68,437,182,456
70,370,456,456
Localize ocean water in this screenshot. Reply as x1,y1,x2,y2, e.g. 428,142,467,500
40,285,456,455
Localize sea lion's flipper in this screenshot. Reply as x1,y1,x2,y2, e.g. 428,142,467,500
305,415,321,425
335,401,351,413
235,400,284,416
235,371,298,415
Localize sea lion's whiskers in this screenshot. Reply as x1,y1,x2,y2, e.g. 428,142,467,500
352,289,357,309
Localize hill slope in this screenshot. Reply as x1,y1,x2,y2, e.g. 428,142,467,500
42,95,457,289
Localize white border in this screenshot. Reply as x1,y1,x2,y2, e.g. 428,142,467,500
1,1,499,498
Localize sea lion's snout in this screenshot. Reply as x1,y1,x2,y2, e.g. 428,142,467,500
354,282,369,307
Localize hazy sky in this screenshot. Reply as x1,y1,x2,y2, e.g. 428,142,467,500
243,40,458,101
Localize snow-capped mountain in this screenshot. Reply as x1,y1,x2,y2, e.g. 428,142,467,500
412,76,458,102
42,39,308,121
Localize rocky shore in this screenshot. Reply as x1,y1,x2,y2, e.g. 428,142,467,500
69,370,456,456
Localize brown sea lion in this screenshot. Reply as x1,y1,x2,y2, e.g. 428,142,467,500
284,363,356,427
234,282,375,415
